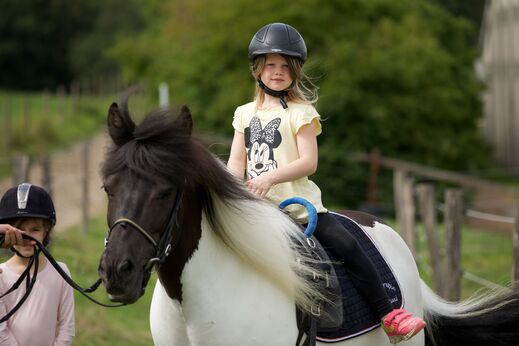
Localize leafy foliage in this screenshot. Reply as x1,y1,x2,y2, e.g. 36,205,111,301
111,0,489,207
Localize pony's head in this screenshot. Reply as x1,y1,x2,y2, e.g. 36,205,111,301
98,96,247,304
98,99,197,303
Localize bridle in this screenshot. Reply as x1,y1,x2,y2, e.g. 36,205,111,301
0,188,184,323
105,188,184,273
0,233,123,325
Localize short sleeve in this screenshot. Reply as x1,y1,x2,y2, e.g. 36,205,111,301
294,105,322,136
232,106,245,133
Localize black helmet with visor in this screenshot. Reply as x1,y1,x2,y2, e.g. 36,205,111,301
248,22,307,64
0,183,56,225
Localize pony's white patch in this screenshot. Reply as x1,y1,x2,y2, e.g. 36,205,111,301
150,281,190,346
149,198,426,345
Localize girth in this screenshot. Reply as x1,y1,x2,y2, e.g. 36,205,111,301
292,230,343,346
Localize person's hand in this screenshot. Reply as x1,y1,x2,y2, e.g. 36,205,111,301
245,173,274,198
0,224,28,248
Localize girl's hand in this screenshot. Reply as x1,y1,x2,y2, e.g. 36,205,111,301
246,173,274,198
0,224,27,248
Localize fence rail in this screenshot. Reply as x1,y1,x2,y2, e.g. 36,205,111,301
354,150,519,299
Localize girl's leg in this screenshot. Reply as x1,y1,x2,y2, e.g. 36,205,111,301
314,212,393,319
313,212,425,344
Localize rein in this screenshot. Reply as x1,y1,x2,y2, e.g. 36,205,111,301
0,189,184,323
0,248,39,323
0,233,123,324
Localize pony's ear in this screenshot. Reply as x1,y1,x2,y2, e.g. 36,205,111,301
107,102,136,146
176,105,193,136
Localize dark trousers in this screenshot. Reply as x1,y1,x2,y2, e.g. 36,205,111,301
313,212,394,319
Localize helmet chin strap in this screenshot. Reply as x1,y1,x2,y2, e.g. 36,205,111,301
258,80,289,109
12,247,34,259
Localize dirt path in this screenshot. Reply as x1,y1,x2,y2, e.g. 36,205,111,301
0,133,109,232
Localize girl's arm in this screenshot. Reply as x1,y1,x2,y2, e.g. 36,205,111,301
227,130,247,179
246,122,318,198
53,265,75,346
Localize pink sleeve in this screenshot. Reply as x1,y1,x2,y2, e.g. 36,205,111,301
0,300,20,345
53,264,75,346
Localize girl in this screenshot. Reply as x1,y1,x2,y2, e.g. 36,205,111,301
0,183,75,346
227,22,425,344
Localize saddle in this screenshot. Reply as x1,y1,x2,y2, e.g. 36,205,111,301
294,212,403,345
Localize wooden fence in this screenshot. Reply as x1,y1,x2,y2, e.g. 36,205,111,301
355,150,519,299
0,136,107,234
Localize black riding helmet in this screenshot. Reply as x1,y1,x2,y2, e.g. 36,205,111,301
0,183,56,225
248,22,307,64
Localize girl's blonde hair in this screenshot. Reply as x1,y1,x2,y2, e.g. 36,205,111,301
251,54,319,106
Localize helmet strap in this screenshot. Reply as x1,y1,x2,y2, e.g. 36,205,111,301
257,80,289,109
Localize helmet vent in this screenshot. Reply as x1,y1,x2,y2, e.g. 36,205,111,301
17,183,32,209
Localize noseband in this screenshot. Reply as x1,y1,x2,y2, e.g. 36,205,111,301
105,189,184,272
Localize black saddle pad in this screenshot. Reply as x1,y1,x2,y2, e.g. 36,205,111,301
316,212,403,343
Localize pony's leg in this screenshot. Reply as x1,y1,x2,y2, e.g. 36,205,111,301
150,279,191,346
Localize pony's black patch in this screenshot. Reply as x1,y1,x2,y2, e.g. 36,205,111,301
316,212,403,343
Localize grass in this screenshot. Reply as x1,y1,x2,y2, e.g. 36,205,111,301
0,215,513,345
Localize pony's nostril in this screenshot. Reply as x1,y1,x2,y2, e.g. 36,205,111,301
117,259,133,274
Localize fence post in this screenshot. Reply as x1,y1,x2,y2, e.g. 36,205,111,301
12,155,30,184
394,170,416,257
159,82,169,107
41,154,53,197
444,188,464,301
3,97,12,153
416,183,445,296
23,96,30,132
513,205,519,288
81,140,90,234
56,85,66,122
367,148,380,204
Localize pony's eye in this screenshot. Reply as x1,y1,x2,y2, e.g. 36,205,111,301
102,185,114,197
157,189,174,200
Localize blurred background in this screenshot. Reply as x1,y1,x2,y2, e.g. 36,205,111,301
1,0,518,345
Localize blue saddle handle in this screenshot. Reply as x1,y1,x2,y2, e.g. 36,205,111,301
279,197,317,237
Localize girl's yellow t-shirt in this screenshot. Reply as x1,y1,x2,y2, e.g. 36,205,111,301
232,101,327,223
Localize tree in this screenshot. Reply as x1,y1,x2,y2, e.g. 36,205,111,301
0,0,153,91
0,0,95,90
112,0,489,208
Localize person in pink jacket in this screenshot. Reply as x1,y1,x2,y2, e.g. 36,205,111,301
0,183,75,346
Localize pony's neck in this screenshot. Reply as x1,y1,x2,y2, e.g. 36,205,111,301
157,187,202,301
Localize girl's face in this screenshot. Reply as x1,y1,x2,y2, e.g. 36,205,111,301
259,53,293,92
13,218,49,257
